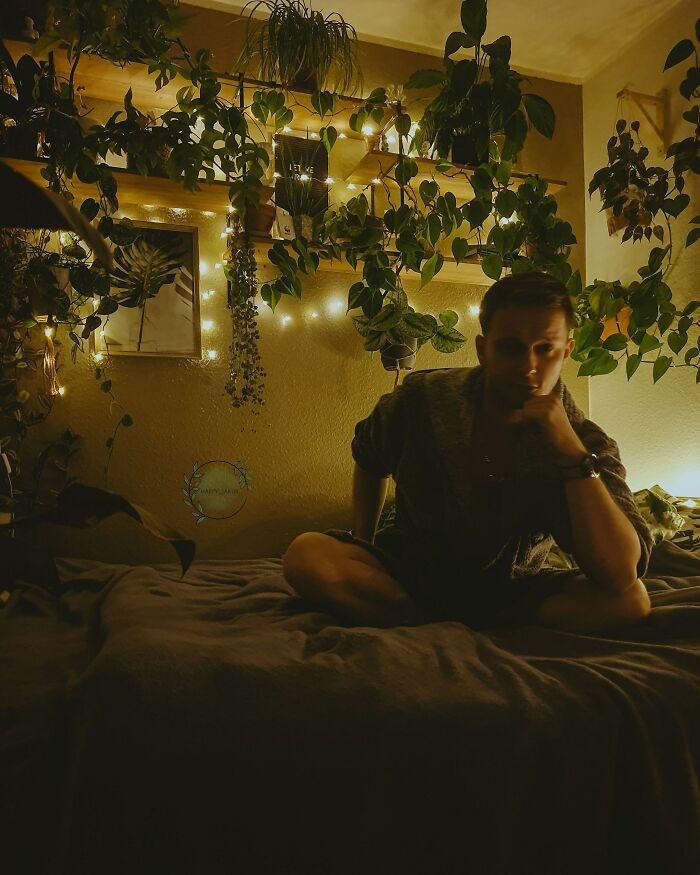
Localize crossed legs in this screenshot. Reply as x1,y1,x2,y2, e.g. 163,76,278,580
282,531,651,633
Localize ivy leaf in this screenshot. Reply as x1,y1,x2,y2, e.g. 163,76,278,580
653,355,672,383
686,227,700,248
481,252,503,280
452,237,471,264
420,252,443,288
432,326,466,353
439,309,459,330
404,69,445,89
663,39,695,70
667,331,688,354
626,354,640,380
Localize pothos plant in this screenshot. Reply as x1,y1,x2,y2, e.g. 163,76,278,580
574,16,700,385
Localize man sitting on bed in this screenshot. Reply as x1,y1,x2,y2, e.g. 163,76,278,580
283,271,653,634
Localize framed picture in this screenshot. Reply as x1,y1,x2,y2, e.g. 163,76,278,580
91,221,201,358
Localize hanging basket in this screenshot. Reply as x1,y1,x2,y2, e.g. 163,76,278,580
380,337,418,372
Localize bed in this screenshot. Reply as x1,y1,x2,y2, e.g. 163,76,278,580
2,540,700,875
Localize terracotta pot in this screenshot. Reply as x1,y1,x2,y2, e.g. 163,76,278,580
380,336,418,371
600,306,632,340
244,203,276,236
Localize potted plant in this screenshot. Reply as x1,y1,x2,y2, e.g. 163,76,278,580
0,48,49,159
233,0,362,94
406,0,556,166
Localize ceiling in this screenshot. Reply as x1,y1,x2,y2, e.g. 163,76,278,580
189,0,687,83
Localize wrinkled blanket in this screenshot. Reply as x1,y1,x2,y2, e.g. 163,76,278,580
2,542,700,875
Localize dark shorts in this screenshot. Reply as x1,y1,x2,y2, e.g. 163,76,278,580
323,527,577,630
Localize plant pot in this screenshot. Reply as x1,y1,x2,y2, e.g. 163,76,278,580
292,214,314,240
380,336,418,372
603,184,652,236
245,203,276,236
126,146,172,178
451,134,481,167
600,306,632,341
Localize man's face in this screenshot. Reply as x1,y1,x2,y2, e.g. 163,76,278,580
475,305,574,411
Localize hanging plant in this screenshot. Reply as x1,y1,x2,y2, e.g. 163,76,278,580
223,221,266,410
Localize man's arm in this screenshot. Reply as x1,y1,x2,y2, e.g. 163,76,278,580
351,462,390,543
561,461,642,594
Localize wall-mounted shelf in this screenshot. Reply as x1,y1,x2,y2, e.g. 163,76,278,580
3,157,273,213
346,149,567,199
247,234,489,284
4,39,367,140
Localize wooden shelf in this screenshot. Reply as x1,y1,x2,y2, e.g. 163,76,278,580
4,39,366,139
4,157,273,213
247,234,489,284
346,149,567,199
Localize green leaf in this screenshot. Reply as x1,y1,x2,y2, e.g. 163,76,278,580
481,252,503,280
602,333,628,351
452,237,471,264
522,93,556,139
482,35,511,63
404,69,445,89
432,326,466,353
121,414,134,427
663,39,695,70
626,354,640,380
686,227,700,248
347,281,366,311
667,331,688,354
685,347,699,364
494,189,517,218
653,355,672,383
395,113,412,136
460,0,487,42
80,198,100,221
426,213,442,246
320,125,337,153
419,180,439,204
439,310,459,330
369,303,402,331
444,31,475,57
638,333,662,356
420,252,443,287
401,312,437,340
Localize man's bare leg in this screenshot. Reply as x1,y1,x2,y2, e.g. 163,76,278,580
533,574,651,634
282,532,426,628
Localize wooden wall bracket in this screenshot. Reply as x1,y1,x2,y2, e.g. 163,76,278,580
616,88,668,154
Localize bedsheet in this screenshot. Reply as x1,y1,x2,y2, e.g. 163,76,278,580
2,542,700,874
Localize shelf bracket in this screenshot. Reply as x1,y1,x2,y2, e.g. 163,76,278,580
616,88,668,155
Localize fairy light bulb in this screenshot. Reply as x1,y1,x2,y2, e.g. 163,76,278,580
283,125,291,133
387,133,397,145
202,210,215,218
281,315,292,325
99,330,105,337
58,386,65,396
299,173,310,181
215,262,221,269
202,320,214,330
227,205,236,213
207,349,217,360
347,183,356,190
92,297,99,307
362,124,373,136
310,311,318,318
338,132,347,140
273,171,281,178
94,352,104,362
44,327,53,337
309,131,319,139
372,177,381,185
200,261,209,274
469,305,480,316
325,177,334,184
172,208,185,215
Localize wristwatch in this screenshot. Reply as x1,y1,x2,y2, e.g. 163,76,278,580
559,452,601,480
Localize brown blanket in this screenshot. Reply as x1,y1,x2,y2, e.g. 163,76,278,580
2,542,700,874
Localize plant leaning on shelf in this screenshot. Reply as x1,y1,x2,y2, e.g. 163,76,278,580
576,15,700,386
232,0,363,95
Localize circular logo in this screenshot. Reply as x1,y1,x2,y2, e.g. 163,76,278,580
183,460,252,522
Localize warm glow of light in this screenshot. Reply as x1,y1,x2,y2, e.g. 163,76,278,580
214,262,221,269
663,470,700,497
94,352,104,362
327,299,343,314
202,290,215,300
372,177,381,185
347,183,356,190
92,297,99,307
325,177,334,184
44,327,53,337
202,320,214,330
283,125,291,133
498,213,517,227
58,386,65,396
220,231,227,238
679,499,698,508
362,124,373,135
227,205,236,213
281,315,292,325
99,330,105,337
202,210,215,217
387,133,397,145
273,171,281,178
200,261,209,274
338,132,347,139
59,232,67,245
310,311,318,318
310,132,319,139
469,305,480,316
299,173,310,181
207,349,217,360
143,204,155,210
172,208,186,215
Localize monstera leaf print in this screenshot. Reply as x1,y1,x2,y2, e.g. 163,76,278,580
111,235,185,308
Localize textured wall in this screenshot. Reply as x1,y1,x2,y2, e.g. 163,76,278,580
19,6,588,564
582,0,700,494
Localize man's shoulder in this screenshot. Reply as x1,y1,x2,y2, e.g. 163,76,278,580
402,366,477,393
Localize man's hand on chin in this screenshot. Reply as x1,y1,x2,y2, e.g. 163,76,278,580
509,394,587,465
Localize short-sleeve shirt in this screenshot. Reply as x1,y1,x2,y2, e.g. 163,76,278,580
350,365,653,623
